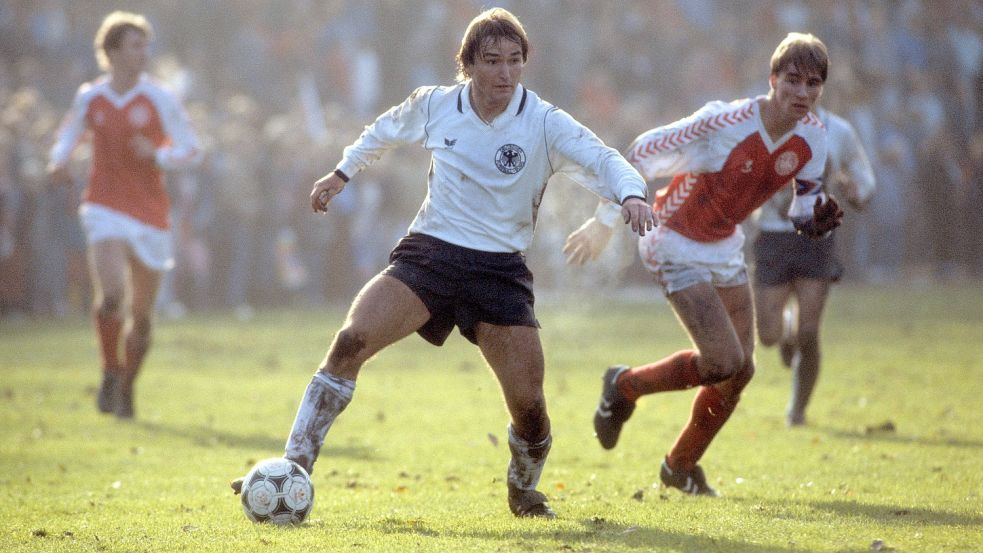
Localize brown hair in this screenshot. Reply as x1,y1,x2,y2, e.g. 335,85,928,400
770,32,828,82
455,8,529,82
94,11,153,71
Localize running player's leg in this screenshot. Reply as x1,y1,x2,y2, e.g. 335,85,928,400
114,253,163,418
282,274,430,473
754,282,793,349
627,282,745,397
593,281,733,451
87,240,128,413
664,283,754,476
477,323,554,518
752,231,797,366
785,277,830,426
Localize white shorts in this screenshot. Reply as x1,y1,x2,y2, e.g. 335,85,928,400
638,225,748,295
79,203,174,272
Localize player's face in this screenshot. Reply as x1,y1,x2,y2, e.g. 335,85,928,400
108,28,149,76
770,64,824,122
467,38,524,113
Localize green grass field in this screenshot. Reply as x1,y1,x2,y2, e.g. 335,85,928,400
2,284,981,552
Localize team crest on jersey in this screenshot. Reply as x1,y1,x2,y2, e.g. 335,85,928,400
495,144,525,174
128,104,150,128
774,151,799,176
93,110,106,126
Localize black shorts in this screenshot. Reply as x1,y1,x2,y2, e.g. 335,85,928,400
382,233,540,346
753,231,843,286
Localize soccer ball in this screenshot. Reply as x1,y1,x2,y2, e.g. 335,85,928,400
240,458,314,525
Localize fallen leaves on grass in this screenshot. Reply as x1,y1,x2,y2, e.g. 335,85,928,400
864,421,896,434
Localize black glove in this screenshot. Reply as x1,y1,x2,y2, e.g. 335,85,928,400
793,195,844,238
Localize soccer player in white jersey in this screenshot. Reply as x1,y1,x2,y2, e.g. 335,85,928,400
564,33,842,496
230,8,653,518
48,11,202,418
752,107,876,427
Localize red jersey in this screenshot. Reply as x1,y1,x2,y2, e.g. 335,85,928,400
626,97,826,242
49,74,202,230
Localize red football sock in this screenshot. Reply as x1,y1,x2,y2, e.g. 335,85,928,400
617,350,701,402
95,311,122,373
666,385,737,471
120,329,150,390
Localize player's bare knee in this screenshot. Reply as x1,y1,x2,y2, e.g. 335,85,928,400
96,296,123,318
699,351,745,384
732,361,755,392
327,328,368,366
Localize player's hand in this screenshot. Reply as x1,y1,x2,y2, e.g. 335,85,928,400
621,197,654,237
310,172,346,213
810,195,843,236
563,217,614,266
792,195,842,238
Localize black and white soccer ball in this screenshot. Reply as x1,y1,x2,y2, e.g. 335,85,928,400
240,458,314,525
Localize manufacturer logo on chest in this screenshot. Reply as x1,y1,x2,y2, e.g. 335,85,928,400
495,144,525,174
774,150,799,176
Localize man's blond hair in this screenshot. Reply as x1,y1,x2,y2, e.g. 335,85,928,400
94,11,153,72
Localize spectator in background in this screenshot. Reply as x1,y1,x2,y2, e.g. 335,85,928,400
0,0,976,321
47,11,202,417
862,125,913,283
208,94,266,318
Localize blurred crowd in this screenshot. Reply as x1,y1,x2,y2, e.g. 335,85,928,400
1,0,981,319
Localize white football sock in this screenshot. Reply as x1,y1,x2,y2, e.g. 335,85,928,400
283,372,355,471
506,424,551,491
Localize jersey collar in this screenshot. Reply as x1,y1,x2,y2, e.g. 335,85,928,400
458,82,528,125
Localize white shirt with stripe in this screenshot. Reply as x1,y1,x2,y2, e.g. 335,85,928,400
335,82,648,253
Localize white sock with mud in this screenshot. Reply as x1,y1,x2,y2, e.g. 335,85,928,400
283,372,355,472
506,424,551,491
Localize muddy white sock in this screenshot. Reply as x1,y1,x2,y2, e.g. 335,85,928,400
283,372,355,472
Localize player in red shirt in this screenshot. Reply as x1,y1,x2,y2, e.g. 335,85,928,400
564,33,842,495
48,11,202,418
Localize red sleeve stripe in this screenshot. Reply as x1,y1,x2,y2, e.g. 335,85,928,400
653,173,697,225
629,103,753,164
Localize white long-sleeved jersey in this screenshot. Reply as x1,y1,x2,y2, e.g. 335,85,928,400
754,108,876,232
49,74,202,230
335,82,647,253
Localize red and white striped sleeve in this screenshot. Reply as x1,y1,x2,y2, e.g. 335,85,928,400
625,99,753,181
